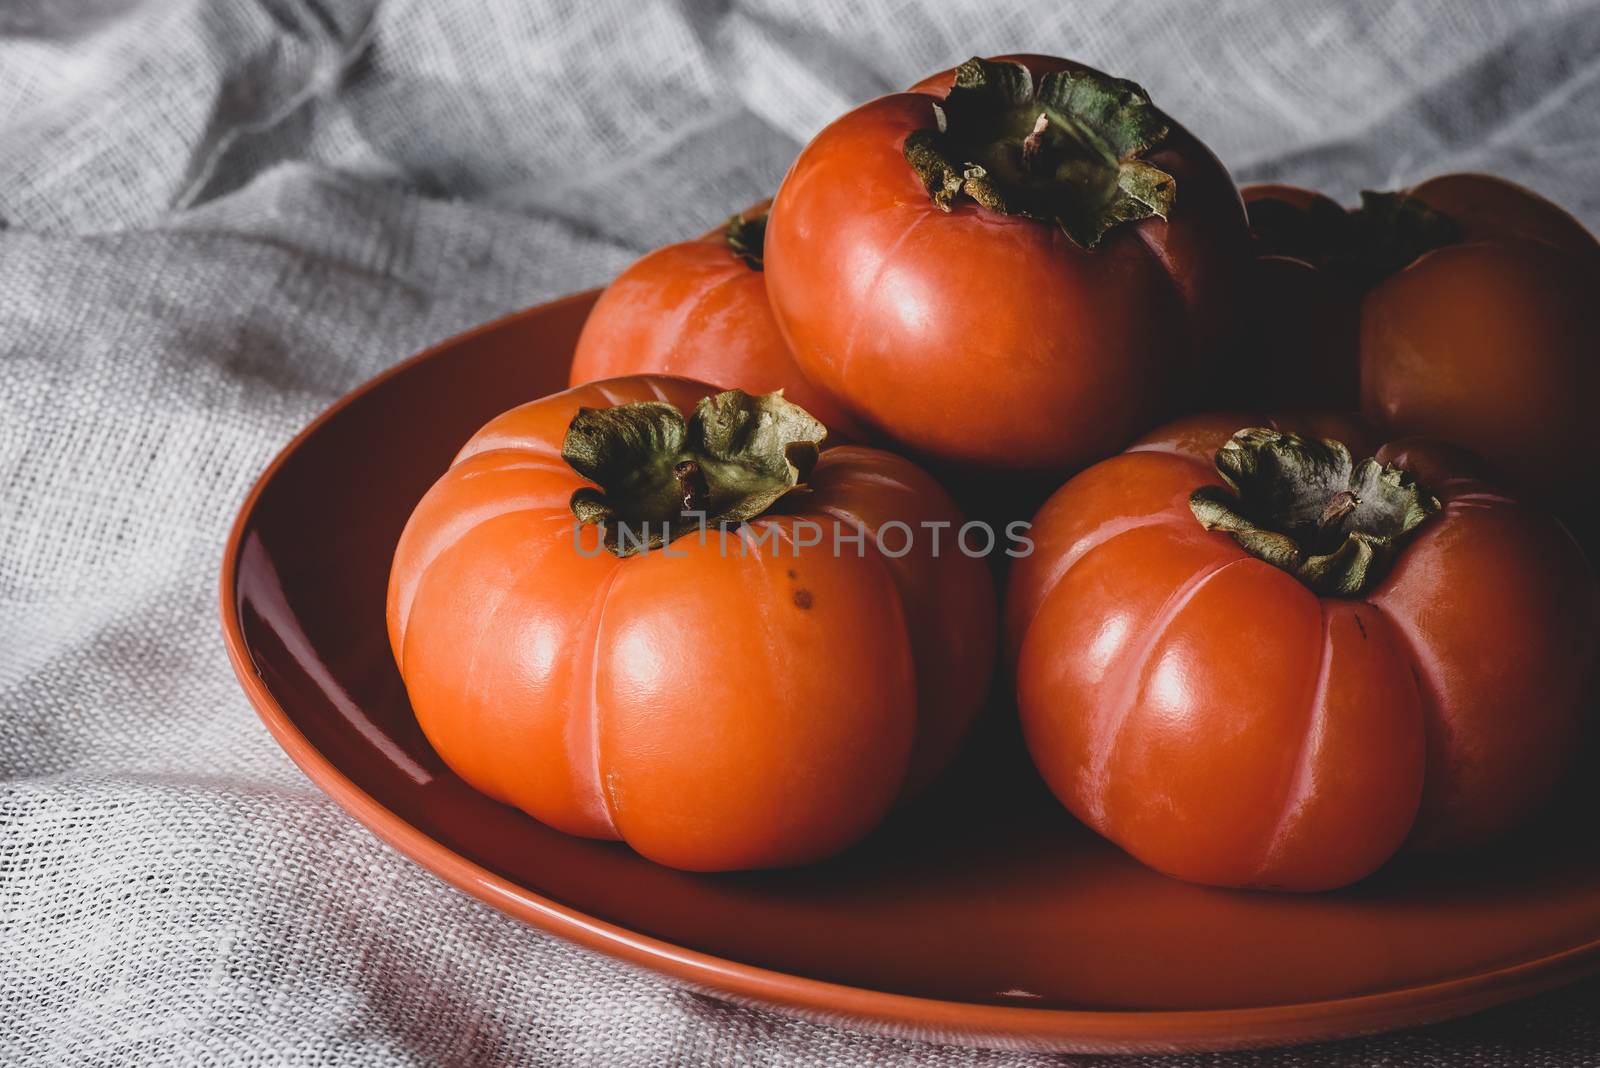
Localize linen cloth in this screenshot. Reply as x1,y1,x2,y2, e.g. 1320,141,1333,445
3,0,1599,1063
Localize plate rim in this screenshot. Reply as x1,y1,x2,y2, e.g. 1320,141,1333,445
219,291,1600,1054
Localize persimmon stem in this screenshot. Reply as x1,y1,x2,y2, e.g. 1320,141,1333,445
1319,490,1360,529
1020,112,1050,173
673,459,709,513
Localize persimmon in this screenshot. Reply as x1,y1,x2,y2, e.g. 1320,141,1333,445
1235,175,1600,515
388,377,995,871
764,54,1249,473
569,203,854,432
1361,174,1600,508
1008,411,1596,891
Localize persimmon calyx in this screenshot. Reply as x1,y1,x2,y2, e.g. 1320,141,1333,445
1345,190,1461,279
723,209,767,271
563,389,826,557
1189,428,1441,596
1247,190,1460,280
903,56,1176,249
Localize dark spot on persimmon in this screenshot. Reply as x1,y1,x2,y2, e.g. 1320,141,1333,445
793,588,813,610
786,569,797,579
1354,614,1367,640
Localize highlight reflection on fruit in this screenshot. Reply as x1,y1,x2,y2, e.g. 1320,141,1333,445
388,378,995,872
398,53,1598,893
1008,414,1596,890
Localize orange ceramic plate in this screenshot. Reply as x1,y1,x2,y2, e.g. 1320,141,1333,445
221,291,1600,1054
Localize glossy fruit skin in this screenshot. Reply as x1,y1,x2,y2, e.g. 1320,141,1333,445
1007,411,1596,891
764,54,1249,473
568,205,855,433
388,375,996,872
1361,174,1600,506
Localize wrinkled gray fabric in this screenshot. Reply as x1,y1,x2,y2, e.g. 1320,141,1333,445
3,1,1599,1064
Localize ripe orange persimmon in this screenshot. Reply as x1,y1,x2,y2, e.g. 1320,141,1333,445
388,376,995,871
568,203,854,432
1007,411,1596,891
1361,174,1600,507
1235,175,1600,516
764,54,1248,473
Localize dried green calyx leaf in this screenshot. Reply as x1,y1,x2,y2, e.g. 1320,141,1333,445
723,210,767,271
562,389,826,557
903,56,1176,248
1246,190,1461,282
1189,428,1441,596
1346,190,1462,279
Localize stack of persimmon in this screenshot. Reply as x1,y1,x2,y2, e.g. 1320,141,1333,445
389,54,1598,891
